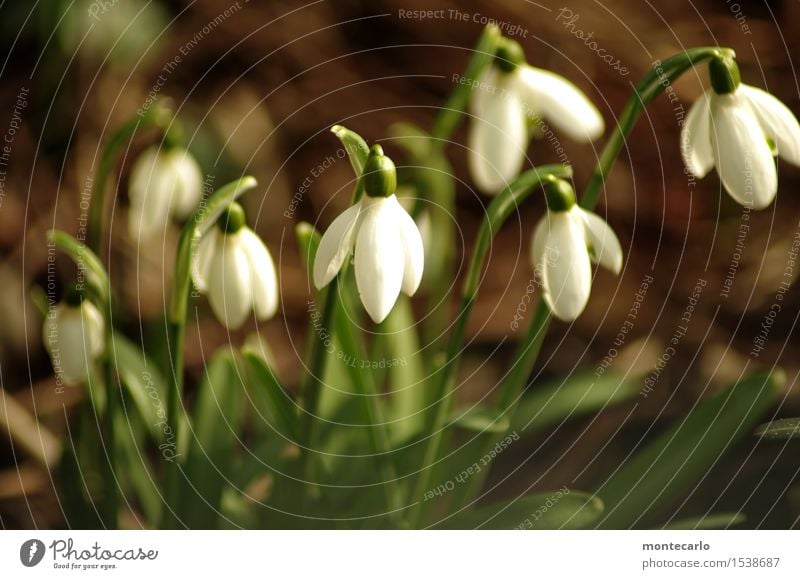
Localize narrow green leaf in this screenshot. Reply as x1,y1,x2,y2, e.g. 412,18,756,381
449,407,510,434
436,490,603,530
512,371,641,436
597,369,784,529
330,124,370,175
181,350,243,528
755,417,800,440
111,332,167,442
241,350,298,441
662,512,746,530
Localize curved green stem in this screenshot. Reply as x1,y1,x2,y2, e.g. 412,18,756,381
160,176,257,528
430,23,501,143
86,102,175,253
581,46,734,210
407,164,572,527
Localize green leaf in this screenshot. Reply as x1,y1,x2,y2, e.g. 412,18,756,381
181,350,243,528
755,417,800,440
449,406,510,434
662,512,746,530
512,371,641,436
241,349,298,441
436,490,603,529
330,124,369,175
111,332,167,442
114,415,162,525
597,369,784,529
379,295,428,444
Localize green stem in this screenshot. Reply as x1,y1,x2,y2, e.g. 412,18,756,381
581,46,734,210
430,23,501,143
407,164,572,527
452,46,737,514
86,102,174,254
159,176,258,528
101,337,118,528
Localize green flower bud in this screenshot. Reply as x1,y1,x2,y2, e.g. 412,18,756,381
217,201,247,234
709,55,741,95
363,145,397,198
543,176,576,212
495,38,526,73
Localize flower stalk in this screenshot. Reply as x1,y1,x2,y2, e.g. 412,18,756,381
160,176,258,528
407,163,572,527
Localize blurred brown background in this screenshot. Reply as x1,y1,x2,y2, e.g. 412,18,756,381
1,0,800,528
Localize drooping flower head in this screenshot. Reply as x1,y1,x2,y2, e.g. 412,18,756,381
192,202,279,329
469,36,605,194
42,286,105,386
531,177,623,321
129,145,203,242
681,54,800,209
314,145,424,324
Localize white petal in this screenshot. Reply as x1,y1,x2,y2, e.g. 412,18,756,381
128,147,172,242
80,301,106,357
313,202,362,289
681,92,715,177
388,196,424,296
540,211,592,321
530,215,548,273
207,234,253,329
578,207,623,274
43,304,103,385
165,148,204,218
469,67,501,117
514,65,604,142
740,84,800,166
239,227,279,320
710,93,777,209
354,198,404,323
468,83,529,194
191,228,219,293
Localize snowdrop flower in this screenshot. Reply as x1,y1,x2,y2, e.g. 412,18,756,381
531,178,622,321
42,289,104,385
314,145,424,324
128,145,203,242
681,55,800,209
469,37,605,194
192,202,279,329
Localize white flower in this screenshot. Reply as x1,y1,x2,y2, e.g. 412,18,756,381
314,194,424,324
531,205,622,321
42,300,104,385
681,84,800,209
192,204,279,330
469,64,605,194
128,146,203,242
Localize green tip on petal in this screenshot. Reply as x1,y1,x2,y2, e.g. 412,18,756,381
709,55,741,95
494,37,526,73
362,145,397,198
217,201,247,234
542,176,576,212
